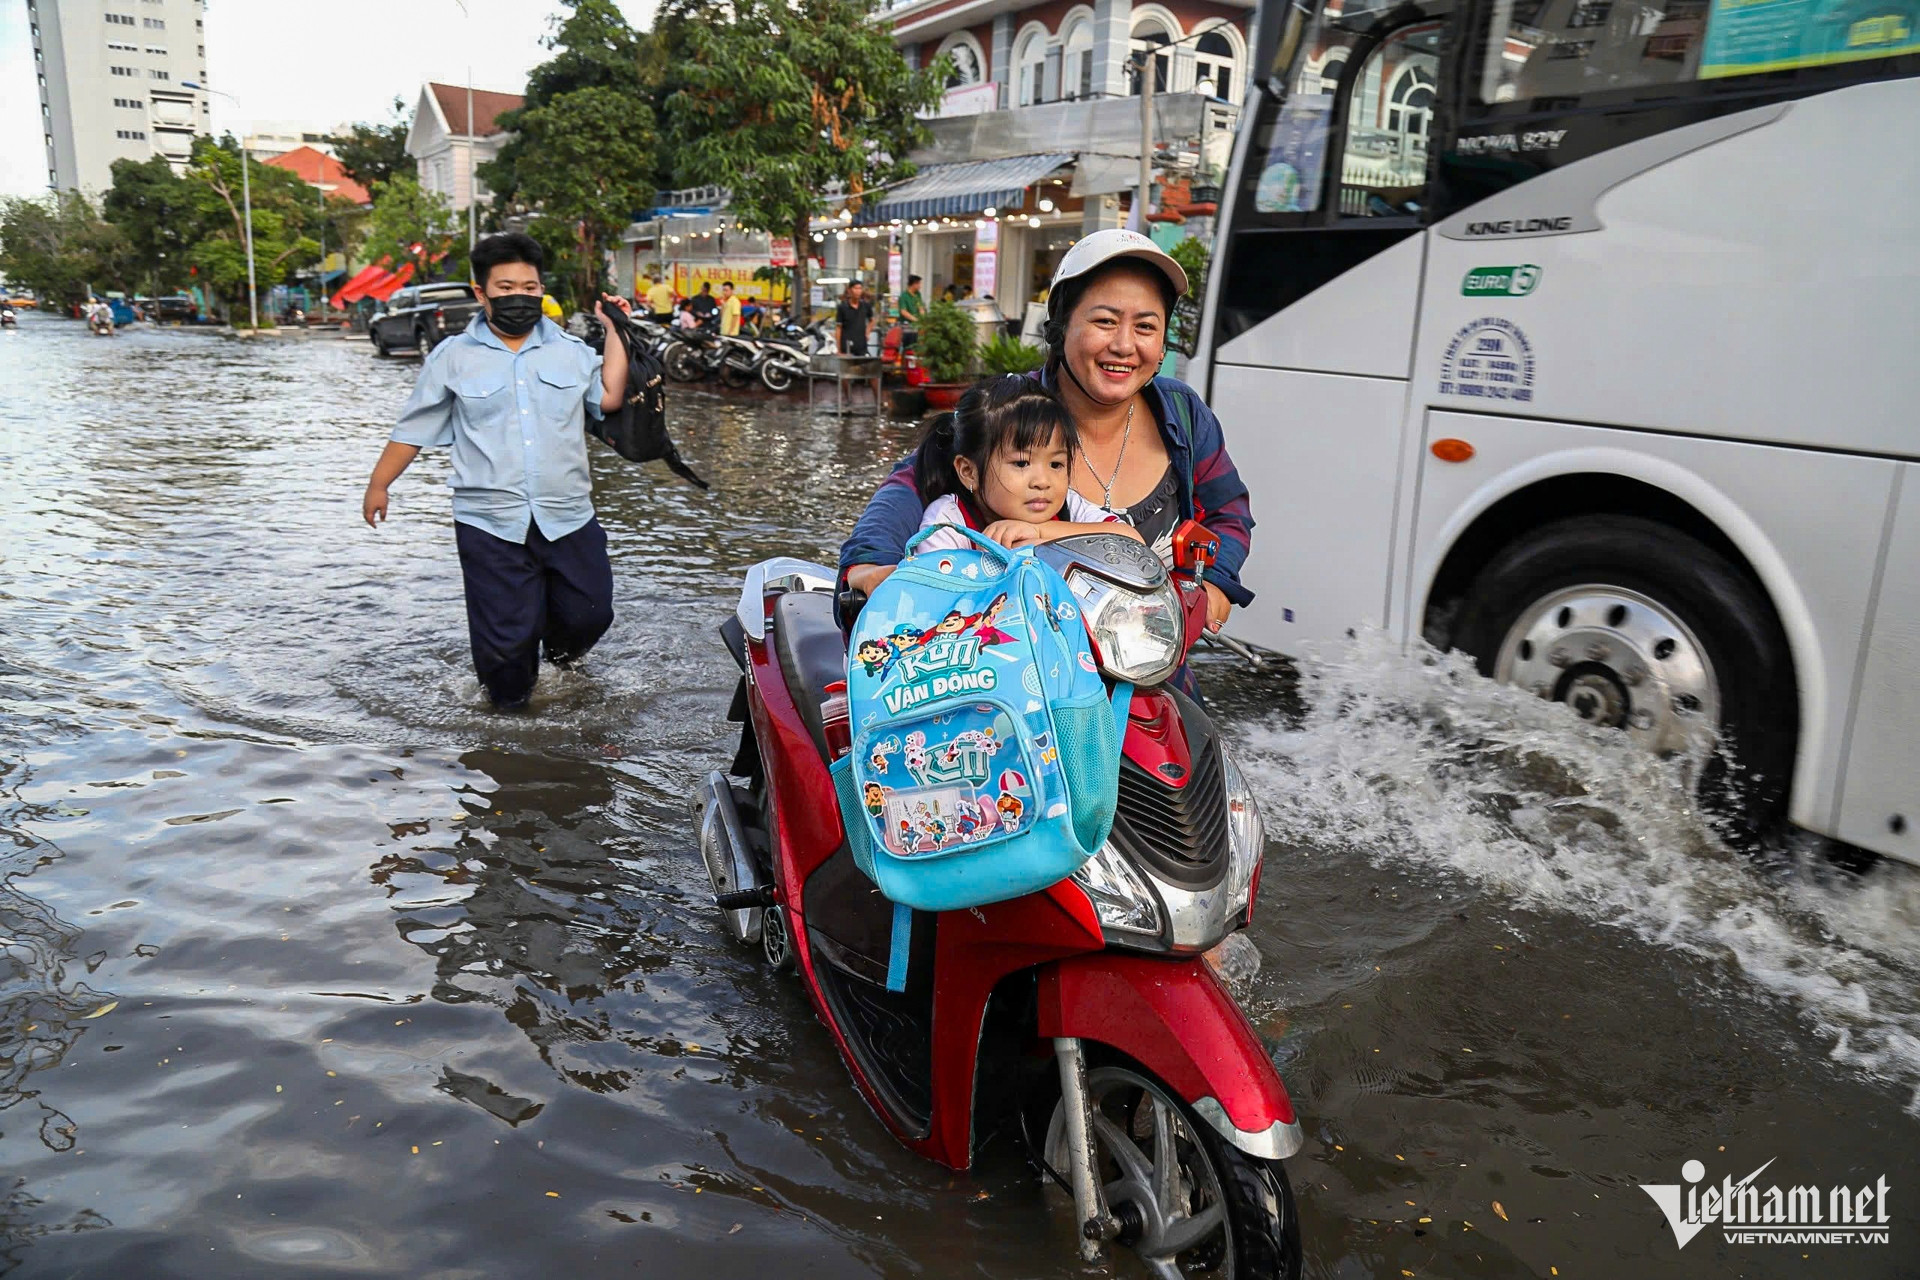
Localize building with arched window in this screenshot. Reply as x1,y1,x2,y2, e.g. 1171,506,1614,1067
804,0,1251,318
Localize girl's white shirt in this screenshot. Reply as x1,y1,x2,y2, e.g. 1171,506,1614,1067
914,491,1114,552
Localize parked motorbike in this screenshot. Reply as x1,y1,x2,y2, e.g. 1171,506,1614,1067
715,333,762,389
663,326,726,383
0,307,16,329
753,317,833,393
696,524,1304,1276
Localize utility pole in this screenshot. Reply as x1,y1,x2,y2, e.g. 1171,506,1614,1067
185,82,256,328
467,77,476,252
241,141,257,327
456,0,476,252
1135,50,1154,233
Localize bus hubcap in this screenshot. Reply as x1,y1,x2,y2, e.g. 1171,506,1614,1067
1494,584,1720,758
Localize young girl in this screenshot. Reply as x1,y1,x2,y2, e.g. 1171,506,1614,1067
913,375,1144,553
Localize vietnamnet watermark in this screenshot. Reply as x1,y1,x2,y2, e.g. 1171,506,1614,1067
1641,1158,1892,1248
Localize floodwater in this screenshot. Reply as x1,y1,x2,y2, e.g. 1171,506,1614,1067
2,313,1916,1279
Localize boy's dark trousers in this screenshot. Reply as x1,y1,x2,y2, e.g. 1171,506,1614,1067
454,517,614,708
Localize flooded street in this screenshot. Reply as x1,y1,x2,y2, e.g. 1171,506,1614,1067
3,313,1916,1278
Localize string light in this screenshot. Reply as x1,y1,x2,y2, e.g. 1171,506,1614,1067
1039,198,1055,213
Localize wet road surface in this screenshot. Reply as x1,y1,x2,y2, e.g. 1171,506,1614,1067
2,314,1916,1277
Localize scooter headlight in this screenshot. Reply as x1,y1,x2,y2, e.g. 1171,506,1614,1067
1065,570,1183,687
1221,748,1265,919
1071,841,1163,938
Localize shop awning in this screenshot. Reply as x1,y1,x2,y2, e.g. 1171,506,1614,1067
853,153,1074,225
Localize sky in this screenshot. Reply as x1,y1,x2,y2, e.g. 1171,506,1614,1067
1,0,658,198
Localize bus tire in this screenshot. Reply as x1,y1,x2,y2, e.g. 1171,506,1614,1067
1451,514,1796,838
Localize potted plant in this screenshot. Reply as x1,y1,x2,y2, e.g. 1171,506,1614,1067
916,299,977,409
979,334,1046,375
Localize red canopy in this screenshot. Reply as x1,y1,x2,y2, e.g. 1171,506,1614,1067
332,262,386,307
365,263,415,301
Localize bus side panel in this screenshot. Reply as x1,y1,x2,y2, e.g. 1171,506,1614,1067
1835,466,1920,863
1414,79,1920,459
1214,366,1412,653
1408,413,1899,847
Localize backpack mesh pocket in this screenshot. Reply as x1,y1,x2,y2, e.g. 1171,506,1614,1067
829,755,878,882
1051,698,1119,855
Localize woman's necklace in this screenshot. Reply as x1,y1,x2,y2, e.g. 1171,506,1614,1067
1079,398,1134,514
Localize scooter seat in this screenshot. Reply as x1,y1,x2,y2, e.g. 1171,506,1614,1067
771,590,845,760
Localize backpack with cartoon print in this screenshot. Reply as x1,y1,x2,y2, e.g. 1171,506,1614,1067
828,526,1123,913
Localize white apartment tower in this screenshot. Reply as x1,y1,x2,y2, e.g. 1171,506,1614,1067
27,0,212,193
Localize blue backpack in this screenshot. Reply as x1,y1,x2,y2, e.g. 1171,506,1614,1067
829,527,1125,914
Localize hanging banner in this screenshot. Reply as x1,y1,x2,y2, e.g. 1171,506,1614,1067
973,248,998,300
770,236,798,267
1700,0,1920,75
888,249,903,297
977,218,999,249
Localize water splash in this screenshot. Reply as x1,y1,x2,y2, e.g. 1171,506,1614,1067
1235,629,1920,1111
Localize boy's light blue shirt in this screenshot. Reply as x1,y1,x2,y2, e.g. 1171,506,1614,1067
389,312,604,543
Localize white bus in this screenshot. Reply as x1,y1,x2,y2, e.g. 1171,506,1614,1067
1193,0,1919,861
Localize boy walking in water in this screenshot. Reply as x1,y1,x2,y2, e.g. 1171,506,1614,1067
362,232,632,708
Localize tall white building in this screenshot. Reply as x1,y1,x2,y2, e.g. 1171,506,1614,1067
28,0,212,193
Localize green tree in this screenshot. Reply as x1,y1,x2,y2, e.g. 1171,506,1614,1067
483,0,645,210
327,96,413,190
661,0,946,311
500,86,655,305
478,0,654,303
180,138,323,321
0,192,131,309
104,155,208,295
361,174,464,287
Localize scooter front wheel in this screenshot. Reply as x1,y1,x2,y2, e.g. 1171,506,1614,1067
1045,1064,1302,1279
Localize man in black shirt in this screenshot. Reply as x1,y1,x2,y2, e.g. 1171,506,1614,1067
835,281,874,356
687,282,719,329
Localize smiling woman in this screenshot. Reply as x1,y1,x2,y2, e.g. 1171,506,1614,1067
841,229,1257,690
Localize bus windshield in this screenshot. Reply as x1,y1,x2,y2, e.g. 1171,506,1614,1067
1248,0,1447,219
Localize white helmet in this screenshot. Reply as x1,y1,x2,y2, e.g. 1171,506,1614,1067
1045,228,1188,320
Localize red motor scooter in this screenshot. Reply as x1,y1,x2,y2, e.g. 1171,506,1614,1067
696,523,1303,1276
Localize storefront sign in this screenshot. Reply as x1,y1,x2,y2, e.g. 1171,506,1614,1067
888,249,902,297
671,263,789,303
770,236,797,267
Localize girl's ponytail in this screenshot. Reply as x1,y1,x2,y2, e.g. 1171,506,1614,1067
914,410,962,501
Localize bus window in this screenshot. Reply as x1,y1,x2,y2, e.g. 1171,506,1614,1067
1477,0,1918,108
1479,0,1709,104
1341,22,1443,215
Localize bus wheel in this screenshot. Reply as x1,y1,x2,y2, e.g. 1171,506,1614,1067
1452,514,1796,838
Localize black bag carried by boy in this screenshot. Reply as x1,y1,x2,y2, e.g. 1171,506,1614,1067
586,316,708,489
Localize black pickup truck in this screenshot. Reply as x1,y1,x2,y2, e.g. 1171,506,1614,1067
369,282,484,355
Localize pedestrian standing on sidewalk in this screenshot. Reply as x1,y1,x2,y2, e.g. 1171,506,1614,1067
900,274,925,325
645,273,674,323
360,231,632,709
836,281,874,356
718,281,742,336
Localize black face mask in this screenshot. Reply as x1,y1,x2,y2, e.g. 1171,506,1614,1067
487,293,543,337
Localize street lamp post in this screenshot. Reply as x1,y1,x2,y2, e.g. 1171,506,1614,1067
184,81,258,329
455,0,476,253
